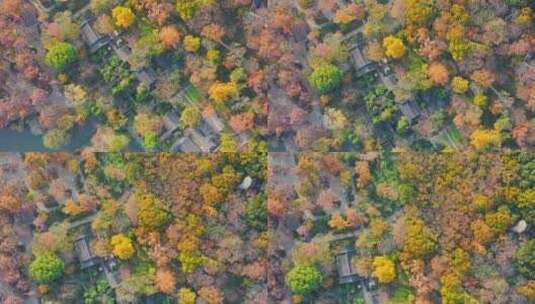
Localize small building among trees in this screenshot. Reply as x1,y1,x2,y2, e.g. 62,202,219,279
80,19,110,54
350,43,376,78
74,234,101,270
335,247,360,284
171,136,201,153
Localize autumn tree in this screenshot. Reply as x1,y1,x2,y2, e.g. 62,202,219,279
383,36,406,59
518,281,535,301
372,256,396,283
405,0,434,27
334,4,365,24
209,82,239,103
62,200,84,216
110,234,135,260
0,193,22,215
451,76,469,94
324,108,347,130
471,69,496,88
198,286,224,304
470,219,493,247
485,206,513,234
427,62,449,86
355,160,371,188
112,6,135,28
516,240,535,279
155,268,176,294
136,192,171,230
329,213,349,230
43,129,70,150
201,24,225,43
364,40,385,62
473,94,488,108
159,26,180,49
178,288,197,304
64,84,87,106
308,33,349,68
470,129,501,150
48,11,81,42
183,35,201,52
176,0,214,20
133,112,161,137
401,217,437,262
229,112,255,133
1,0,23,16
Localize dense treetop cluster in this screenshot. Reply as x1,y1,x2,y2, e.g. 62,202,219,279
0,152,266,303
268,152,535,303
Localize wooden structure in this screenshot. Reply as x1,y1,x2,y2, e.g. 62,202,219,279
80,18,109,53
187,128,216,152
171,136,201,153
350,42,376,78
160,111,181,142
335,247,360,284
74,234,101,270
203,114,225,135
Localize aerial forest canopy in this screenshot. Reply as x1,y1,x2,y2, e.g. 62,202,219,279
268,152,535,303
0,152,267,303
0,0,533,152
0,0,534,303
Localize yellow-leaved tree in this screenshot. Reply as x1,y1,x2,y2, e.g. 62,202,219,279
209,82,239,103
372,256,396,283
110,234,135,260
470,129,501,150
112,6,135,28
451,76,469,94
178,288,197,304
383,36,406,59
183,35,201,52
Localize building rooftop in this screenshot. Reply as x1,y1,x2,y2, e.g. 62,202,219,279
163,111,180,132
188,129,216,152
350,45,375,77
81,19,109,53
203,114,225,135
74,235,101,270
335,249,360,284
171,136,201,153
